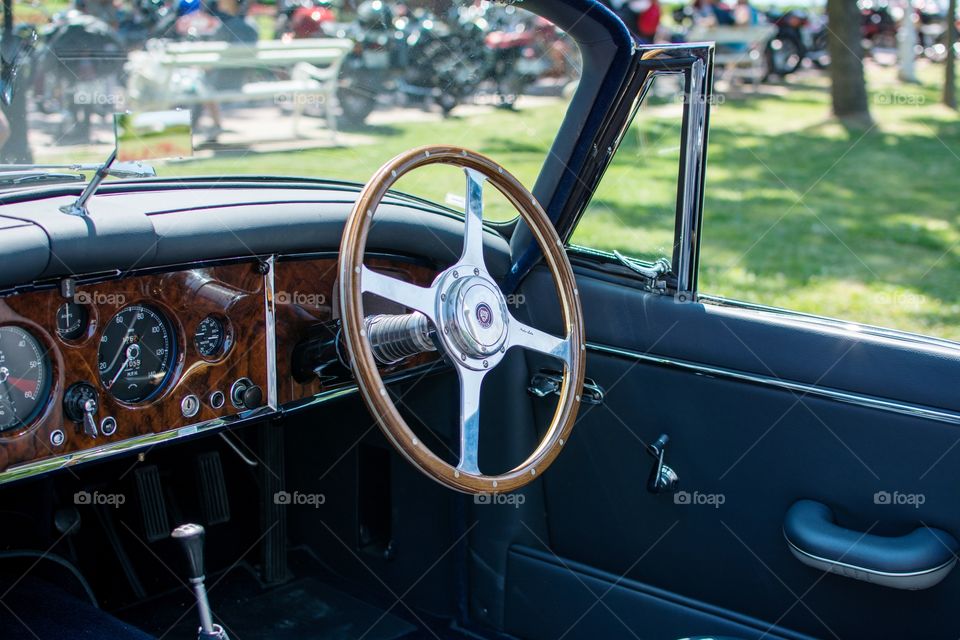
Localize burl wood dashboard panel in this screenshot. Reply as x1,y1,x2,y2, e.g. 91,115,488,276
273,255,439,405
0,261,270,474
0,255,437,479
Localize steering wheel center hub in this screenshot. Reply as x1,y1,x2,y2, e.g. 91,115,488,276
440,273,508,359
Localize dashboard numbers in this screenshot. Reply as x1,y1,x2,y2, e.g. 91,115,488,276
194,315,226,358
0,326,52,432
97,305,176,404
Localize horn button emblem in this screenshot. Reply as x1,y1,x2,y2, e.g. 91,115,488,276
475,303,493,328
440,275,509,359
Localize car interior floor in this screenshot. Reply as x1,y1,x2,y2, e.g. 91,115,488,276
0,383,490,640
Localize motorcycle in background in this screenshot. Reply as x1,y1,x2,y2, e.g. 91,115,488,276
764,8,829,77
30,9,126,140
334,1,485,127
860,0,899,51
276,0,336,40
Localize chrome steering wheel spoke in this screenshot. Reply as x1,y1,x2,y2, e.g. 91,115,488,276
507,318,571,365
459,168,487,272
456,366,486,475
360,265,437,322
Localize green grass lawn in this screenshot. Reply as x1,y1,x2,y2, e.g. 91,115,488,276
177,63,960,341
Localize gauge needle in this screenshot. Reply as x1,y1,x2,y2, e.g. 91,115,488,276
107,356,132,389
103,315,140,374
2,376,36,394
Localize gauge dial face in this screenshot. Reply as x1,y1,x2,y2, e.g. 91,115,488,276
0,326,52,432
194,315,225,358
56,302,88,341
97,305,176,404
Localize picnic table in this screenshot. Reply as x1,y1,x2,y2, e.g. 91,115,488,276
687,24,776,88
125,38,354,138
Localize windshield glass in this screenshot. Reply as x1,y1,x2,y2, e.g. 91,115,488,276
2,0,580,221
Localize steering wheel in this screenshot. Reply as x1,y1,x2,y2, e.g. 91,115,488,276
338,145,585,494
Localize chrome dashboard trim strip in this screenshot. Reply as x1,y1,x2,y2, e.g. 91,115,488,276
0,407,275,485
264,255,279,411
586,342,960,426
0,361,449,485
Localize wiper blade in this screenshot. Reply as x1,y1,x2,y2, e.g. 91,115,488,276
0,171,87,186
0,163,156,179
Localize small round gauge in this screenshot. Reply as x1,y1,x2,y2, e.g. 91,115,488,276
56,302,88,341
194,315,226,358
97,305,176,404
0,326,52,432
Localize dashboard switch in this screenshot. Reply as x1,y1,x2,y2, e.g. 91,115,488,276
64,383,99,438
100,416,117,437
230,378,263,410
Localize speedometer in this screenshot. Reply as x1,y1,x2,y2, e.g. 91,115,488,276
98,305,176,404
0,326,52,432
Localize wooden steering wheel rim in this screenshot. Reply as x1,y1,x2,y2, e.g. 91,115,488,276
338,145,585,494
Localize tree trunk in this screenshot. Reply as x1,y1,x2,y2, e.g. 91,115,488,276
827,0,872,124
898,4,918,84
946,0,957,109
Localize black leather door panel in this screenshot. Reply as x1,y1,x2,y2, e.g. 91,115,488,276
514,264,960,639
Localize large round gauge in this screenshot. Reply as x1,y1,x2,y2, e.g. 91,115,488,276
194,315,226,358
97,305,176,404
0,326,52,432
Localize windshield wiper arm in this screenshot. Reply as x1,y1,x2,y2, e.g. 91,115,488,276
0,162,157,181
2,150,157,217
0,171,86,187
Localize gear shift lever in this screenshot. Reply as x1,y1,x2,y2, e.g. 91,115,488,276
171,523,229,640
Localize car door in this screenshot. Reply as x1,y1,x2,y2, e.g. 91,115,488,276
504,44,960,640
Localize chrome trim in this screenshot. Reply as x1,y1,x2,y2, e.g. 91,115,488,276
674,52,712,298
229,378,254,409
700,294,960,354
785,537,957,590
181,395,200,419
100,416,117,436
0,407,274,485
587,342,960,426
264,256,279,411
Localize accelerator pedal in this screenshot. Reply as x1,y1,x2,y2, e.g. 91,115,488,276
134,465,170,543
196,451,231,526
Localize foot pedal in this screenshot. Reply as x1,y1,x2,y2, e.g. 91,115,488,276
259,423,289,585
196,451,231,526
134,465,170,543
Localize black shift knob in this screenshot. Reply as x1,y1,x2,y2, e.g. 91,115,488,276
171,523,206,581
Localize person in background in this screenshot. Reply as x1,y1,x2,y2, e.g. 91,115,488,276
733,0,760,26
603,0,639,35
691,0,734,26
635,0,661,43
203,0,258,140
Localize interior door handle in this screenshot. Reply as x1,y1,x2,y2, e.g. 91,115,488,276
528,370,604,405
784,500,959,590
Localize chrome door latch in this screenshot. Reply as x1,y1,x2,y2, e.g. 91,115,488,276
528,370,605,405
646,433,679,494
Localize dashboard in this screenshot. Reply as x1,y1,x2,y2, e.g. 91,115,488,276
0,253,439,483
